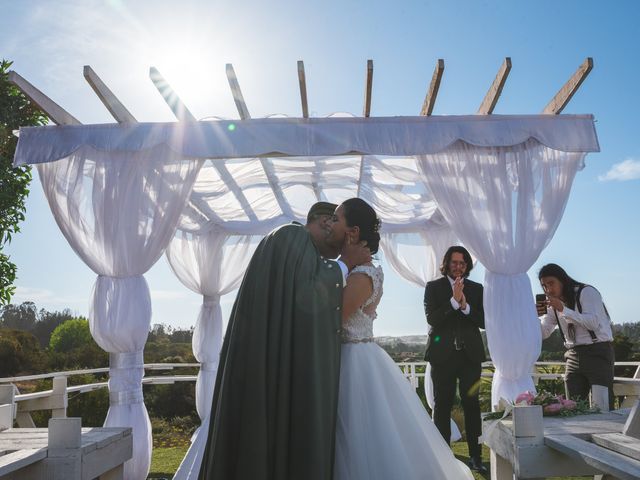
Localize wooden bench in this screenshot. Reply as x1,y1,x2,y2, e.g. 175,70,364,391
484,390,640,480
0,418,132,479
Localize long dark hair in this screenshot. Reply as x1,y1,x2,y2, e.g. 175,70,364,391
341,198,381,254
538,263,585,309
439,246,473,277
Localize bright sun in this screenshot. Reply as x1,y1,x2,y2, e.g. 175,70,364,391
146,43,225,114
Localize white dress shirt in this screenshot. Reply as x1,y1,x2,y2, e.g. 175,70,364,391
540,285,613,348
448,276,470,315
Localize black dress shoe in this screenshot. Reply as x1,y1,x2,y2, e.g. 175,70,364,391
468,457,488,474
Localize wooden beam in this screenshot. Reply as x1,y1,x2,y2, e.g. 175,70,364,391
477,57,512,115
224,64,293,217
7,71,80,125
363,59,373,117
542,57,593,114
148,67,258,221
225,64,250,119
83,66,136,123
149,66,196,122
297,61,309,118
420,59,444,116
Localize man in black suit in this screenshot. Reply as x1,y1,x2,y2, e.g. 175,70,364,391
424,245,486,473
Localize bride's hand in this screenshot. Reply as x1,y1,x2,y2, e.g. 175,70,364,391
341,240,371,271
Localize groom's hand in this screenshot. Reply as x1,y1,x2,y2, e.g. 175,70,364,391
341,241,371,271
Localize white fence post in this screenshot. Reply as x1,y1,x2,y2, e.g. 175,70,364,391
51,376,68,418
0,384,15,431
46,417,82,479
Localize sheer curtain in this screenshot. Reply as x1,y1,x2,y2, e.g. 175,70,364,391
38,145,202,480
380,228,462,441
417,139,585,407
165,229,259,479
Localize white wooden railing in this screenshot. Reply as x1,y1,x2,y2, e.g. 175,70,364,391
1,361,639,426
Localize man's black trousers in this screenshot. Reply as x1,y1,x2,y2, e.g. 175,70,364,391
430,349,482,459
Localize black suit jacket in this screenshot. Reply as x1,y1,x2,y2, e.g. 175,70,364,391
424,276,486,364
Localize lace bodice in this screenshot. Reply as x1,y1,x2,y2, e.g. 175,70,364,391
341,265,384,343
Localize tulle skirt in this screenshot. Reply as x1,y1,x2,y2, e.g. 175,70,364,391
334,342,474,480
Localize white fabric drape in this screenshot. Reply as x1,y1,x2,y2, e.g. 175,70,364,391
417,139,585,407
165,230,259,479
380,230,462,441
38,145,202,480
15,114,599,166
17,112,598,477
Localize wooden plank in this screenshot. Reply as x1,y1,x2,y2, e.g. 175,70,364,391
592,433,640,461
516,444,601,478
477,57,512,115
0,447,46,476
81,431,132,480
623,399,640,438
420,59,444,116
297,61,309,118
490,449,513,480
363,59,373,117
83,66,136,123
7,71,80,125
542,57,593,114
149,66,197,122
225,63,250,120
546,434,640,480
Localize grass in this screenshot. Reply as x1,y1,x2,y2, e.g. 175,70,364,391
148,446,189,479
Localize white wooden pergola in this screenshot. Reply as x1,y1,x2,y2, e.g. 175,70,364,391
7,57,599,480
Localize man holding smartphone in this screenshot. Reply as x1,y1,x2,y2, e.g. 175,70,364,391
537,263,615,409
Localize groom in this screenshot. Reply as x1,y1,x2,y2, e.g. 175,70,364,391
199,201,368,480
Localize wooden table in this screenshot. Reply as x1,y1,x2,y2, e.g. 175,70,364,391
482,407,640,479
0,419,132,480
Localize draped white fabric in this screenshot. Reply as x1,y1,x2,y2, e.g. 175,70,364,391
380,230,462,441
417,139,586,408
165,230,259,480
14,114,599,166
37,145,202,480
21,114,599,479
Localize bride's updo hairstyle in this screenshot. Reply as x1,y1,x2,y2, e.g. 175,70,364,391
342,198,381,254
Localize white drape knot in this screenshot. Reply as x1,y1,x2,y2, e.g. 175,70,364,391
109,351,145,406
202,295,220,308
200,361,219,373
97,273,145,280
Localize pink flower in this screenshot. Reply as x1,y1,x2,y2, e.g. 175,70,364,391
515,391,535,406
543,403,563,415
561,399,577,410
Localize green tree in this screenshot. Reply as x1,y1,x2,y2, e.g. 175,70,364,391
49,318,93,353
0,59,48,304
0,301,38,330
0,328,45,376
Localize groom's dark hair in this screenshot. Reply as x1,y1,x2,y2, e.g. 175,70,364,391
440,245,473,277
342,198,381,254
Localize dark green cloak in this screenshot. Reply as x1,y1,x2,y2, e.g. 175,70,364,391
199,223,343,480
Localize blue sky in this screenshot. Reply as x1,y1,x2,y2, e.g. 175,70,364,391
2,0,639,335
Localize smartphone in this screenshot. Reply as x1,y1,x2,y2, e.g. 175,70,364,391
535,293,547,316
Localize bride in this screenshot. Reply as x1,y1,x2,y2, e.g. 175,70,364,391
327,198,474,480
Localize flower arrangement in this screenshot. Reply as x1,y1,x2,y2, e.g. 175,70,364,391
483,390,599,421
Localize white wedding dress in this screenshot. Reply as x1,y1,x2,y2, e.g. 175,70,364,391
334,265,474,480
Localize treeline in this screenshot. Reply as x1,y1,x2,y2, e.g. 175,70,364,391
0,302,196,377
0,302,198,435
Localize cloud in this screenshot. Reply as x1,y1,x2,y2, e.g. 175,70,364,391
598,158,640,182
12,286,87,310
149,289,194,302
